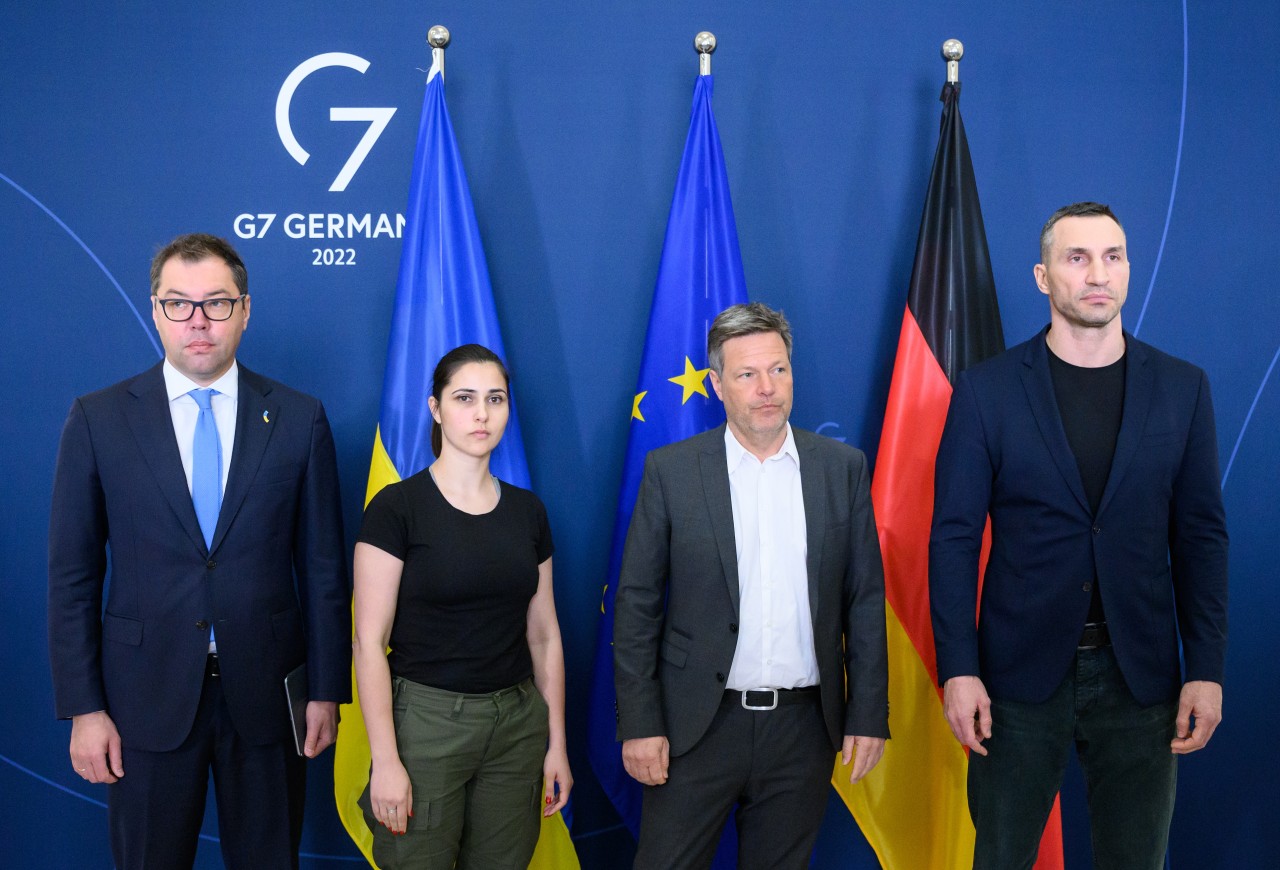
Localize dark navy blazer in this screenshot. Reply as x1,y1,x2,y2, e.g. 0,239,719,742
48,362,350,751
930,328,1228,706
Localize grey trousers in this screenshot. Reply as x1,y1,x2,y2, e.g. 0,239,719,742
634,692,834,870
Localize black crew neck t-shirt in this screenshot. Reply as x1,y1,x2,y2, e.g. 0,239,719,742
358,469,554,693
1047,343,1125,623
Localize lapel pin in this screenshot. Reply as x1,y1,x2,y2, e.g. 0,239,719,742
262,410,271,423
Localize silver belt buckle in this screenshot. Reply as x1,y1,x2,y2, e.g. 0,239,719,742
741,688,778,711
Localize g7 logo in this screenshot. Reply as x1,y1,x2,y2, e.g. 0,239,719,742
276,53,396,192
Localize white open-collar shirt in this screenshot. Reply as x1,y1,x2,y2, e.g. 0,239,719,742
723,423,819,691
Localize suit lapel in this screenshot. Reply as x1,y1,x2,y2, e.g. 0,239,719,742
698,427,741,614
125,364,208,554
1020,331,1090,514
211,367,279,554
1097,335,1153,516
798,432,827,621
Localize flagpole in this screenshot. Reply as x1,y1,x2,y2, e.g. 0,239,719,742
695,31,716,76
428,24,450,79
942,38,963,84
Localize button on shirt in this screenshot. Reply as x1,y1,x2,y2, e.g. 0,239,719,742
162,360,238,497
724,424,818,691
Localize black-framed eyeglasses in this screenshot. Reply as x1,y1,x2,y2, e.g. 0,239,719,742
154,296,246,322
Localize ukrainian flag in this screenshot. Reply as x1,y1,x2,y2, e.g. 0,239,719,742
333,49,578,869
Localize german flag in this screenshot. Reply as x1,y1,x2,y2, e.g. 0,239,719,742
834,80,1064,870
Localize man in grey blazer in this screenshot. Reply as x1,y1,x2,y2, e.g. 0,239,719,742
614,302,889,870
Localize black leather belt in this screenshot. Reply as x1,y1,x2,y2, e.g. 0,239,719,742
1078,622,1111,650
205,653,220,678
724,686,820,711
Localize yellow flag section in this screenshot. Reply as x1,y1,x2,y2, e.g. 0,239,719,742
831,602,974,868
333,429,580,868
332,431,396,865
362,426,401,508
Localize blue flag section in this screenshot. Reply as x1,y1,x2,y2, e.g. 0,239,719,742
586,73,748,856
377,62,529,488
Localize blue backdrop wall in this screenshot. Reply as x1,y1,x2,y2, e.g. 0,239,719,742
2,2,1276,867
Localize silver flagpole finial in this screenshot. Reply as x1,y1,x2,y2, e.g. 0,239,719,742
942,39,964,84
695,31,716,76
428,25,450,78
428,25,451,49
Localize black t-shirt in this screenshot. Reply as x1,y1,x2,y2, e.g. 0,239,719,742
357,469,554,693
1047,343,1126,623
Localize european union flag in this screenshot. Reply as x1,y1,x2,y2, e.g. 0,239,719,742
586,72,748,858
334,54,578,869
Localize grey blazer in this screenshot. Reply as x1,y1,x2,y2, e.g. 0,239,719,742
614,424,889,756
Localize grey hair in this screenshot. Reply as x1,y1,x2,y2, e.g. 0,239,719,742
707,302,793,376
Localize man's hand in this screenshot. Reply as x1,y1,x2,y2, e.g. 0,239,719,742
840,735,886,784
622,736,670,786
70,710,124,783
303,701,339,758
1171,680,1222,755
943,675,992,756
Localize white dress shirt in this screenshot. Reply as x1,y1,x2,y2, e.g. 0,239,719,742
162,360,238,655
162,360,238,497
724,423,818,691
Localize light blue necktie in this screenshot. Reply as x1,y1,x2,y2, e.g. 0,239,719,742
190,388,222,550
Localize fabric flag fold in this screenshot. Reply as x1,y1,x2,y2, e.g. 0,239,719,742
332,56,579,869
585,73,747,866
833,81,1064,870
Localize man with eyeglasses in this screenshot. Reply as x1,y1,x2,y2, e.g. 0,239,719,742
48,233,350,869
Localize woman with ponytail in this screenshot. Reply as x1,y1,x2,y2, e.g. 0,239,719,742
353,344,571,869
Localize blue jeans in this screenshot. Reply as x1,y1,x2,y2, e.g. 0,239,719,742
969,646,1178,870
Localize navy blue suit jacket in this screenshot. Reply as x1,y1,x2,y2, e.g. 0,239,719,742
930,328,1228,706
48,362,350,751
